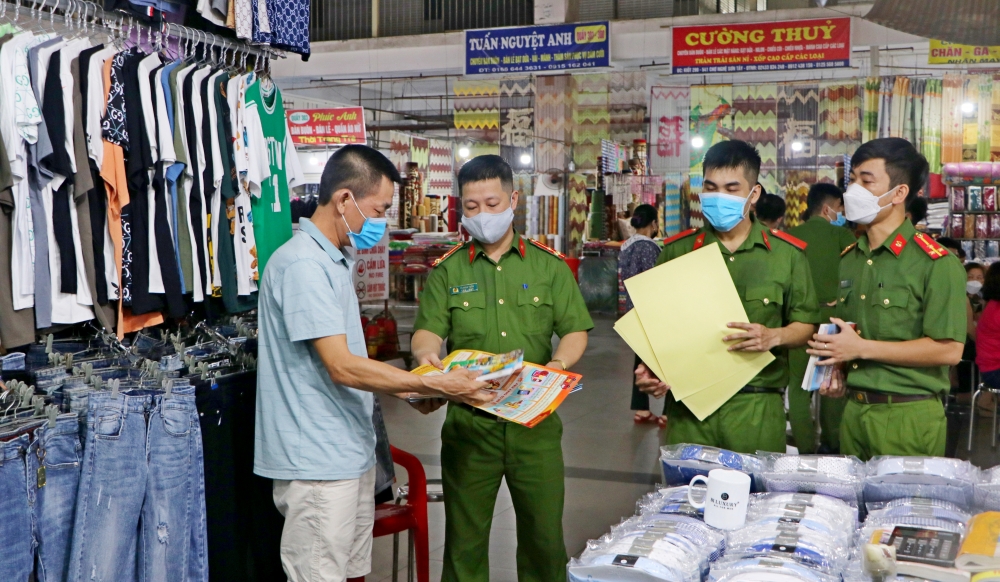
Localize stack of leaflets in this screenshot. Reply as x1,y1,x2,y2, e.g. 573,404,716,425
410,349,582,428
801,322,855,391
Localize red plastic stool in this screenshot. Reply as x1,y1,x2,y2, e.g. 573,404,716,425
370,446,429,582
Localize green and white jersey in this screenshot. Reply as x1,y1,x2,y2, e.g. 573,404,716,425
243,79,303,279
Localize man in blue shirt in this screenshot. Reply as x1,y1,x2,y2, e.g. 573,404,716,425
254,145,489,582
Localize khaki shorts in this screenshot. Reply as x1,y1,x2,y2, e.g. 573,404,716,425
272,467,377,582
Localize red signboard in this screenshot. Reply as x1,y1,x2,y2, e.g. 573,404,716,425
285,107,367,146
672,17,851,74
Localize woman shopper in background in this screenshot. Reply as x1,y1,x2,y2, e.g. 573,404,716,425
976,262,1000,392
618,204,667,427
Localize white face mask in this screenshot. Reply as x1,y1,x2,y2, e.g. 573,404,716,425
843,183,898,225
968,280,984,295
461,206,514,244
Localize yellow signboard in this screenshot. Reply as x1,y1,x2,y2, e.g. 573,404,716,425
929,40,1000,65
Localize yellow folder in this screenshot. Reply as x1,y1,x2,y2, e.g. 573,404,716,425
617,243,774,420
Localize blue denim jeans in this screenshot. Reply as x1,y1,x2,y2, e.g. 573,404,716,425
0,415,82,582
68,387,206,582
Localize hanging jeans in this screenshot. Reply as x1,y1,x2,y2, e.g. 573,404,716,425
68,386,207,582
0,414,83,582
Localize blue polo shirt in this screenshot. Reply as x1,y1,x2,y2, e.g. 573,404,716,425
254,218,375,481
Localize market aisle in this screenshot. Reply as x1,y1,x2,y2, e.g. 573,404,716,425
373,312,663,582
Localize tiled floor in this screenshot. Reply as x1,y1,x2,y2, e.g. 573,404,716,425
369,309,1000,582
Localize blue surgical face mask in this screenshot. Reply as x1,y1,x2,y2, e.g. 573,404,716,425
343,193,387,250
830,211,846,227
699,191,752,232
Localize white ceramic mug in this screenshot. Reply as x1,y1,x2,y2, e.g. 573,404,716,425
687,468,751,530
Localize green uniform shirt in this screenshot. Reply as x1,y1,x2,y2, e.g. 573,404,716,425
415,234,594,366
656,222,821,388
836,219,967,396
788,216,857,307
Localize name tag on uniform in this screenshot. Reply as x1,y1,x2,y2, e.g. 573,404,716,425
450,284,479,295
840,280,852,288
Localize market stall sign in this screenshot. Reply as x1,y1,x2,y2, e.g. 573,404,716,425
285,107,367,146
929,40,1000,65
465,21,610,75
671,17,851,74
352,232,389,302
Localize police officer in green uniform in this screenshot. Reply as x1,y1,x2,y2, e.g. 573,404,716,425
411,155,593,582
787,184,857,453
636,140,822,453
808,138,966,460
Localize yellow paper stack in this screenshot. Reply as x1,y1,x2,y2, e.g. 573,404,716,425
614,244,774,420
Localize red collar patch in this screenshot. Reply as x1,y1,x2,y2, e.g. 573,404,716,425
761,229,771,251
888,233,908,257
692,232,706,250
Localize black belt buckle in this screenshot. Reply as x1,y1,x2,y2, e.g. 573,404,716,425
853,391,867,404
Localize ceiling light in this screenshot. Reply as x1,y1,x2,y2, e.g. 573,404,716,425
309,155,319,166
791,141,804,152
961,101,976,114
691,136,705,149
520,153,532,165
458,146,471,159
568,161,576,172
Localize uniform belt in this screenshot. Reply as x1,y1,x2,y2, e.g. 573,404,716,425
456,403,509,422
847,389,938,405
738,386,783,394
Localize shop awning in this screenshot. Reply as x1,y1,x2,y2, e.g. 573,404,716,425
864,0,1000,46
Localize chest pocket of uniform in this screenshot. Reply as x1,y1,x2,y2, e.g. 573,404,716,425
874,288,912,340
743,284,784,325
518,285,554,335
448,292,486,340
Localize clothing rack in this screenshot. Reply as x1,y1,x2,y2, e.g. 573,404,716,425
0,0,282,71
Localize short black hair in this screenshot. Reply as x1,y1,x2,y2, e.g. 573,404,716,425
318,145,401,205
967,262,985,275
936,236,966,260
458,155,513,195
850,138,929,204
805,183,843,219
983,262,1000,302
630,204,658,229
907,196,929,224
703,140,761,186
754,193,786,223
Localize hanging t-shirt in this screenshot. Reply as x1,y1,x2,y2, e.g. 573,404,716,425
243,79,303,278
227,73,258,296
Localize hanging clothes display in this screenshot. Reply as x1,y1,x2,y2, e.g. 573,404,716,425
0,8,293,349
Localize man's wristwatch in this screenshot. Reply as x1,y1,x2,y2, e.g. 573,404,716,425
549,359,567,370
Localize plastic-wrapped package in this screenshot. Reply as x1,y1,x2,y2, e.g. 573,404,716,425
758,454,864,504
637,486,705,519
660,444,764,491
615,514,726,564
975,465,1000,511
744,507,855,544
568,526,708,582
708,555,842,582
863,456,978,509
723,523,850,573
746,492,858,526
864,497,971,525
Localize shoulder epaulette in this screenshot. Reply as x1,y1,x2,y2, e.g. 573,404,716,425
840,242,858,257
432,242,468,267
913,233,950,260
662,228,698,246
528,238,566,259
770,229,807,251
